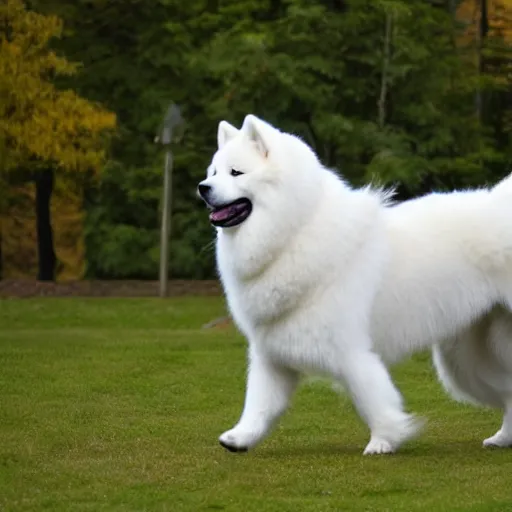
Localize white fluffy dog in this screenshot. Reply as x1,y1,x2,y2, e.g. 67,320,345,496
198,114,512,455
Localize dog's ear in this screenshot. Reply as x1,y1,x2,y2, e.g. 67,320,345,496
217,121,239,149
242,115,271,158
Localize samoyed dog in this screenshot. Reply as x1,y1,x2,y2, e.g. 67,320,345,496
198,114,512,455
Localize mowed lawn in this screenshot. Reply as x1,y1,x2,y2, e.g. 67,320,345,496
1,298,511,512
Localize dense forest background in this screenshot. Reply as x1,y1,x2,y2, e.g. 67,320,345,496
1,0,511,281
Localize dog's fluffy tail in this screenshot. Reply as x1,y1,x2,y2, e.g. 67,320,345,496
492,173,512,198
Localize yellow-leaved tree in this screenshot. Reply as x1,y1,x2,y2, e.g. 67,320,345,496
0,0,116,280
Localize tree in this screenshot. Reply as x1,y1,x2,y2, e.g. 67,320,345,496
197,0,506,196
25,0,510,280
0,0,116,280
31,0,219,279
456,0,512,182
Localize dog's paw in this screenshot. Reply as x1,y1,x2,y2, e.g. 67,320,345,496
363,437,394,455
363,414,425,455
219,428,258,453
483,430,512,448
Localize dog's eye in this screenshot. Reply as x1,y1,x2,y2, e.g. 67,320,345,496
231,169,243,177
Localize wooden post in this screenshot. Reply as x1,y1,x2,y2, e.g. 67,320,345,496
156,103,183,298
159,150,173,297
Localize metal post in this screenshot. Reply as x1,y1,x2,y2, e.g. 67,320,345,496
159,150,172,298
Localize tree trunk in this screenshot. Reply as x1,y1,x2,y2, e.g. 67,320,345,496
35,169,56,281
476,0,489,121
378,11,393,128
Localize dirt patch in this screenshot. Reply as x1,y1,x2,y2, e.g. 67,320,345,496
0,279,223,298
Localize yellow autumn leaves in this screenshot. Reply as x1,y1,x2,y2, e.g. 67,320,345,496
0,0,116,176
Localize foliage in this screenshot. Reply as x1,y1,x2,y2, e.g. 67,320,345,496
0,0,116,178
198,0,510,196
3,0,512,279
30,0,215,278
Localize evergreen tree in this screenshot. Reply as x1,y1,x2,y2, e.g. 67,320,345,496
17,0,510,279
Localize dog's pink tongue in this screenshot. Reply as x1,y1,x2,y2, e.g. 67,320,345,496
210,205,235,222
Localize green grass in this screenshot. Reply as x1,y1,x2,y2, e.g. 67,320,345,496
1,298,511,511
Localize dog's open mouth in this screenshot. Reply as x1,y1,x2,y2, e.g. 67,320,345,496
209,198,252,228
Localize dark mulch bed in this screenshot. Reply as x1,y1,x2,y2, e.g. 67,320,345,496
0,279,223,298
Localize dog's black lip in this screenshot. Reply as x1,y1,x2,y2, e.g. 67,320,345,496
208,198,252,228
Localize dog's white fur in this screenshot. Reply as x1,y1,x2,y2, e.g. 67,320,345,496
200,115,512,455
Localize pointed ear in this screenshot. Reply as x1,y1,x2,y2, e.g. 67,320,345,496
242,115,270,158
217,121,239,149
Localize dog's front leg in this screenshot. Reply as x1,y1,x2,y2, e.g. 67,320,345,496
330,343,424,455
219,346,299,452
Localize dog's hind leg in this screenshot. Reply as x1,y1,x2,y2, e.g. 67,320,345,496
483,400,512,447
219,345,299,453
482,305,512,448
434,307,512,448
483,305,512,448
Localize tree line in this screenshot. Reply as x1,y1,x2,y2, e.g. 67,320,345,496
0,0,510,281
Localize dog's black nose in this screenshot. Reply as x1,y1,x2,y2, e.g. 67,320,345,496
198,183,211,200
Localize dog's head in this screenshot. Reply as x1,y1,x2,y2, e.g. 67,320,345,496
197,115,273,228
198,114,322,230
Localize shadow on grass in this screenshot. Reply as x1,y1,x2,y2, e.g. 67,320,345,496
245,438,495,459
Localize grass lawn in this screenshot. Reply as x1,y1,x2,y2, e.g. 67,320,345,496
1,297,511,511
